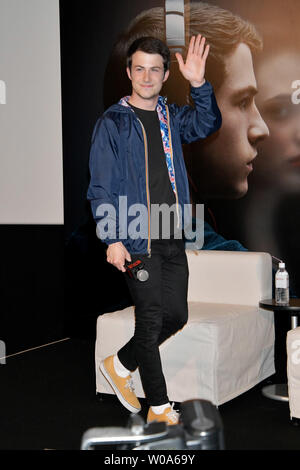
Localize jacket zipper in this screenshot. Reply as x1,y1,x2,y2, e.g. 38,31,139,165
137,118,152,257
166,106,180,229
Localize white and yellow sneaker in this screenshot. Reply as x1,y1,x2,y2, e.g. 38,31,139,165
100,355,141,414
147,403,179,426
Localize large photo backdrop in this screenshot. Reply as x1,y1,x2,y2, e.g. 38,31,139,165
62,0,300,336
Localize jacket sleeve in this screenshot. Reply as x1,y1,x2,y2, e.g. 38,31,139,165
87,116,121,245
184,217,248,251
202,220,248,251
170,81,222,144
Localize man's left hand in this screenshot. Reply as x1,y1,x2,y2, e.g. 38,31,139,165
175,34,209,88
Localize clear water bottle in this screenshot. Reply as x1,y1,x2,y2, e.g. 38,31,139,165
275,262,289,305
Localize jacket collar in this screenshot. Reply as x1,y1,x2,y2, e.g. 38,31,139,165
118,95,167,111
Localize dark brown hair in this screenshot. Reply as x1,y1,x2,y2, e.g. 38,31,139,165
126,36,170,73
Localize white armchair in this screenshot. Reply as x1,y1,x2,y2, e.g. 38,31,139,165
95,250,275,406
287,327,300,420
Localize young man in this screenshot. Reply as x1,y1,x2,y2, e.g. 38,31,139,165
87,35,221,425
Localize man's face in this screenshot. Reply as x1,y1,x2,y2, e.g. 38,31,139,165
126,51,169,108
189,43,269,200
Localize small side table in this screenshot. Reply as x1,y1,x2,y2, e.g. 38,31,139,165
259,299,300,402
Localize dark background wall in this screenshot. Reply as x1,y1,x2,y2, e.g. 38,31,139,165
0,225,65,354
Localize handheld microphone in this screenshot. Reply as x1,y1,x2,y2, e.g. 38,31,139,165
125,259,149,282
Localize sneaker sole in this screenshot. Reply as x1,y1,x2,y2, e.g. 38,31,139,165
99,362,141,414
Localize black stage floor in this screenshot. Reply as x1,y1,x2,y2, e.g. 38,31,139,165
0,337,299,452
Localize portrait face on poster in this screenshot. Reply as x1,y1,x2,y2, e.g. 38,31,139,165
104,0,300,200
254,46,300,190
102,0,300,294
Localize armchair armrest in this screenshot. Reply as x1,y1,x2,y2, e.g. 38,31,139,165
186,250,272,305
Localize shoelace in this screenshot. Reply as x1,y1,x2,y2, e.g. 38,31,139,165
166,402,179,424
125,377,135,393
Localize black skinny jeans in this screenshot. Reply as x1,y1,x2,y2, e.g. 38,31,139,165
118,238,189,406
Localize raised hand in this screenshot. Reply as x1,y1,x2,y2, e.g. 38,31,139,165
175,34,209,88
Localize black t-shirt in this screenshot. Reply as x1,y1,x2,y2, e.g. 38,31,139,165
129,104,178,239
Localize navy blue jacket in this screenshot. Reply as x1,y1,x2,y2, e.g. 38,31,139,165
87,81,222,254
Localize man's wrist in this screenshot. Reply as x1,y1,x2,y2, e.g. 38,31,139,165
190,78,206,88
107,241,123,248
